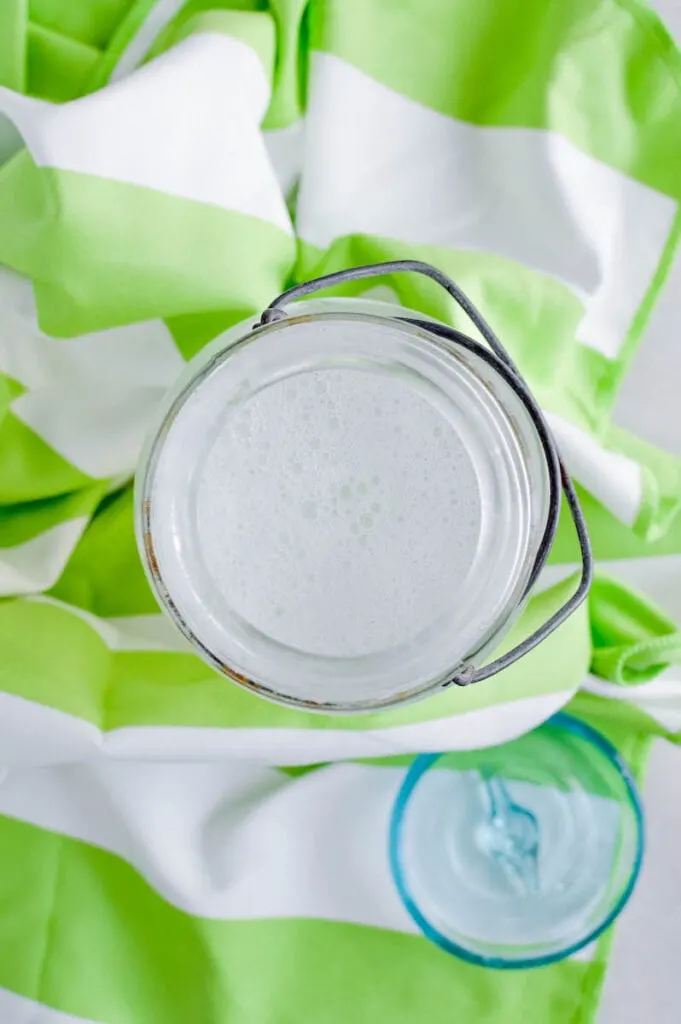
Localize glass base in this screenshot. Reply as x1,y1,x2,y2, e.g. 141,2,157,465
390,713,644,968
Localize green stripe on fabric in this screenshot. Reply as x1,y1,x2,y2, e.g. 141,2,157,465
551,484,681,564
87,0,161,90
0,814,604,1024
49,487,159,617
569,696,657,762
297,238,607,433
0,371,23,404
360,704,651,799
0,485,105,549
0,154,295,336
608,424,681,542
308,0,681,200
0,1,27,91
0,601,110,725
0,576,588,729
0,370,97,506
0,408,95,505
263,0,311,129
27,21,101,101
589,574,681,683
30,0,136,51
549,446,681,561
570,689,680,743
144,1,262,58
108,576,588,730
165,308,253,361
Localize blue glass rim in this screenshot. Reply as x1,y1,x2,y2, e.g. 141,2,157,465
388,711,645,970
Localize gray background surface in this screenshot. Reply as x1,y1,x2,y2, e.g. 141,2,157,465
599,2,681,1019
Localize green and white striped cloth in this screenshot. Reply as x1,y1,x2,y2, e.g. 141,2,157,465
0,1,680,1021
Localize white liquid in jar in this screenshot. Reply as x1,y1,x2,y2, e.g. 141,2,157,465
193,368,482,658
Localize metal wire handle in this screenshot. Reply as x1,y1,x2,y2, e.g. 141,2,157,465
259,260,593,687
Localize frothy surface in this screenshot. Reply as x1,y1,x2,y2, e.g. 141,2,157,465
193,368,481,658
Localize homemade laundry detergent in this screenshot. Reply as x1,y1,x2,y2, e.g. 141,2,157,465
137,261,591,711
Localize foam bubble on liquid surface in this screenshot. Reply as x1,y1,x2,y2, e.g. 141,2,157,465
193,368,481,658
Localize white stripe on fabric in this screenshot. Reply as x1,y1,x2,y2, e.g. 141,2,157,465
547,552,681,627
0,762,415,931
0,267,184,477
297,53,676,358
13,383,172,478
263,120,305,197
0,34,290,232
0,689,574,768
104,615,195,652
109,0,191,83
0,518,89,596
104,691,575,760
533,564,577,596
584,675,681,733
0,988,103,1024
594,553,681,626
546,414,643,527
0,758,595,964
539,553,681,625
0,268,184,391
586,674,681,700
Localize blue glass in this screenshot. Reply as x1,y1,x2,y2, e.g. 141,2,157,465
389,713,644,969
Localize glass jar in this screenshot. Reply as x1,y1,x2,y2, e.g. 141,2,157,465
136,261,591,713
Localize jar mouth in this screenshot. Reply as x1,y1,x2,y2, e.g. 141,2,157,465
137,310,552,713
